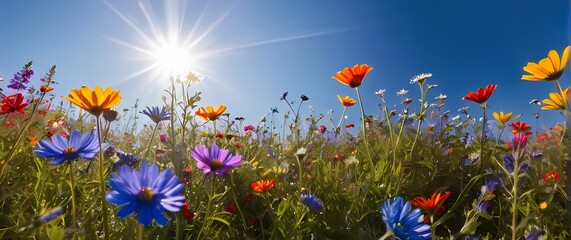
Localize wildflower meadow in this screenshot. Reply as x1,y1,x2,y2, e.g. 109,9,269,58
0,46,570,240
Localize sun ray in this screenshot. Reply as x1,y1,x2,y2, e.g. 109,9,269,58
193,29,351,60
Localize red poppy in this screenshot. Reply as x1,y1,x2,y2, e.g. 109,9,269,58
182,203,195,222
345,123,355,128
410,191,452,216
332,64,374,88
215,133,224,139
510,121,532,135
462,84,497,104
1,93,29,114
544,171,560,182
319,125,327,134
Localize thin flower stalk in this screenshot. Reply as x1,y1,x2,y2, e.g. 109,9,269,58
0,65,56,178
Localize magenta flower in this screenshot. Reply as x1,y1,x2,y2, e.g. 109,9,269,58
191,143,242,176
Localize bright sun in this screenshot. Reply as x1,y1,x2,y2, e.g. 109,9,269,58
151,40,194,79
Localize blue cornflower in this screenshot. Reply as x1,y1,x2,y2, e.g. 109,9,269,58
280,91,288,100
141,106,171,124
106,161,185,226
37,207,63,223
34,130,106,165
380,197,431,240
300,194,323,212
271,107,279,113
112,151,140,171
525,227,545,240
503,154,530,174
300,95,309,101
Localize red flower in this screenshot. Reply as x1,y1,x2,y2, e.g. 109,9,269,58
410,191,452,216
544,171,560,182
462,84,497,104
215,133,224,139
245,194,253,203
1,93,29,114
182,203,195,222
251,179,276,193
510,121,532,135
332,64,374,88
319,125,327,134
345,123,355,128
225,204,236,214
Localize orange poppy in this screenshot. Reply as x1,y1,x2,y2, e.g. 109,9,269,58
462,84,497,104
522,46,570,81
250,179,275,193
195,105,227,121
337,95,356,107
40,85,54,93
331,64,373,88
410,191,452,215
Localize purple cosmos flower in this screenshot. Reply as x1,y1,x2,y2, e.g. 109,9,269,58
300,194,323,212
191,143,242,176
8,62,34,90
106,161,185,226
141,106,171,124
380,197,431,240
34,130,106,165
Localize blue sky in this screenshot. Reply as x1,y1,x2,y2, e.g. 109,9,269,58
0,0,569,135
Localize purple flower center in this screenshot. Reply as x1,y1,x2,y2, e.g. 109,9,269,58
138,187,154,202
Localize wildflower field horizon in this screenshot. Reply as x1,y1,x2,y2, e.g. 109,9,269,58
0,45,570,239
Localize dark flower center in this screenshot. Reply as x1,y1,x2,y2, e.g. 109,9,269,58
138,187,154,202
63,147,75,154
211,159,222,171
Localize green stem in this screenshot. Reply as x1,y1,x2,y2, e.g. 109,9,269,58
410,83,426,156
69,160,77,240
175,213,183,240
355,87,374,169
481,104,487,163
143,123,160,162
97,117,110,240
511,156,519,240
138,223,144,240
295,155,303,190
197,176,215,239
230,174,248,230
335,107,347,138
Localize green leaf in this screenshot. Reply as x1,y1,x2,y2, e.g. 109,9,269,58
207,216,230,226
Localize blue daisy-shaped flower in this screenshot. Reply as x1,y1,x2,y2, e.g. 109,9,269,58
106,161,185,226
301,194,323,212
141,106,171,124
33,130,105,165
380,197,431,240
